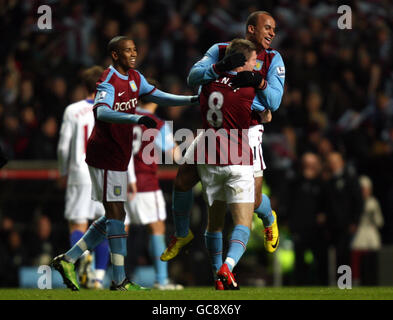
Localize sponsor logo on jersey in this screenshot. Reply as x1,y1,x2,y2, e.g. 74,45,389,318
129,80,138,92
113,98,138,111
276,66,285,77
254,60,263,71
114,186,122,196
118,91,125,96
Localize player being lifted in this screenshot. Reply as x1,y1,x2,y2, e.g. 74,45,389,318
124,87,183,290
161,11,285,261
57,66,109,289
51,36,198,291
196,39,263,289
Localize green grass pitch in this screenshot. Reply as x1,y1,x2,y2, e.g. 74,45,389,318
1,287,393,300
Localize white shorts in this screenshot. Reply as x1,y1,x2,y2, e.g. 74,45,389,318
197,164,254,207
88,166,128,202
124,190,166,225
65,184,105,223
248,124,266,177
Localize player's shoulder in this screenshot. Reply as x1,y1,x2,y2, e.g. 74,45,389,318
207,42,230,53
265,47,284,61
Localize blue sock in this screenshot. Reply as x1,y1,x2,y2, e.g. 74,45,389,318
107,219,127,285
172,189,193,237
255,194,274,227
225,225,250,272
94,239,109,271
65,216,107,263
149,234,168,285
204,231,223,278
70,230,84,247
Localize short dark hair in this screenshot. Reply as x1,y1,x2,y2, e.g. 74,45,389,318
107,36,132,55
81,65,105,94
246,11,272,31
225,38,256,61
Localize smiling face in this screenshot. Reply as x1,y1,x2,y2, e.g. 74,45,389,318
246,13,276,51
112,39,137,73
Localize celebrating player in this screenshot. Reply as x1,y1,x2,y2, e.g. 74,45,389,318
57,66,109,289
196,39,263,289
51,36,198,291
124,90,183,290
161,11,285,262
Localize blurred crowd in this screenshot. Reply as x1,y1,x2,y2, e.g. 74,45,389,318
1,0,393,286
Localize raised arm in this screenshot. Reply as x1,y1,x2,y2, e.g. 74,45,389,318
187,43,246,87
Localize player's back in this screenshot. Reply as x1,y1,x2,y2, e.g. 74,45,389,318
198,74,255,166
60,99,95,184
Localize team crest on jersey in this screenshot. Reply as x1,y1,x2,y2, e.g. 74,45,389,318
129,80,138,92
114,186,122,196
254,60,263,71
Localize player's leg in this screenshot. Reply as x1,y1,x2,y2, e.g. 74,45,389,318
249,125,279,252
172,163,199,236
52,184,104,291
216,165,254,290
91,202,109,289
160,163,198,261
205,200,226,290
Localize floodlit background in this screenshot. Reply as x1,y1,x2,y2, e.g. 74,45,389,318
0,0,392,288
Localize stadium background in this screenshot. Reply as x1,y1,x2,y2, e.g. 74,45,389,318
0,0,392,288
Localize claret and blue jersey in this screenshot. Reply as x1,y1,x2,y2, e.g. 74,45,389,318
86,65,156,172
187,42,285,124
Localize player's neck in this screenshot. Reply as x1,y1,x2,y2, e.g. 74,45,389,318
114,64,130,76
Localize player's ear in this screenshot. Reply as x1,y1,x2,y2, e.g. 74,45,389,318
247,25,255,34
111,50,118,61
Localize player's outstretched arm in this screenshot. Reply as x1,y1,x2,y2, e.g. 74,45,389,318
96,106,156,128
143,89,198,107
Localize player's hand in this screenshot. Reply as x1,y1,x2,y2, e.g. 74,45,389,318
259,109,272,123
214,52,246,73
138,116,157,128
191,95,199,105
231,71,263,88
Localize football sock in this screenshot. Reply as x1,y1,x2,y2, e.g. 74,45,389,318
225,224,250,272
94,239,109,275
70,230,84,247
149,234,168,285
106,219,128,285
204,231,223,279
172,189,193,237
255,193,274,227
65,216,107,263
